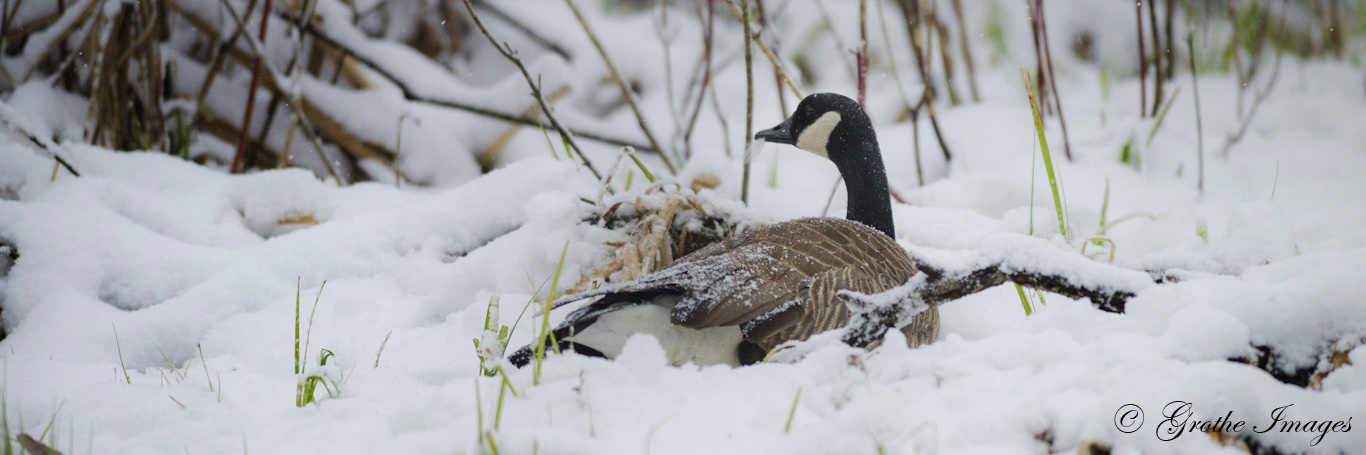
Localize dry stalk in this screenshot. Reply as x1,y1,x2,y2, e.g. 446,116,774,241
723,0,802,97
930,11,961,106
190,0,260,132
1147,0,1163,117
857,0,868,107
657,0,682,164
875,0,924,185
1188,32,1203,194
1163,0,1174,80
681,0,716,158
86,1,167,152
221,0,343,183
753,0,787,114
1135,0,1147,118
230,0,274,174
741,0,754,205
948,0,979,102
1036,0,1072,161
565,0,677,175
461,0,604,181
1027,0,1048,114
19,0,100,82
898,0,953,160
569,186,722,294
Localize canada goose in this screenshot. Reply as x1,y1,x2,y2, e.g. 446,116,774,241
509,93,938,367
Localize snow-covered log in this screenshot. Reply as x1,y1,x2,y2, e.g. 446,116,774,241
840,234,1155,348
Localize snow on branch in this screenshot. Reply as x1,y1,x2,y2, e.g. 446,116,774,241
838,234,1155,348
265,4,657,154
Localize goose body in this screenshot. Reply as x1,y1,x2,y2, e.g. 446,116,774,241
509,93,939,367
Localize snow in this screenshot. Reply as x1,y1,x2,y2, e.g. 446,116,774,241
3,0,1366,453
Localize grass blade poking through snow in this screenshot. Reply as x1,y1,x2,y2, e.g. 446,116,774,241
784,387,802,433
1145,87,1182,147
625,148,656,184
113,323,131,384
534,242,571,385
1021,69,1069,241
374,331,392,369
295,279,336,407
475,296,512,377
1014,284,1033,316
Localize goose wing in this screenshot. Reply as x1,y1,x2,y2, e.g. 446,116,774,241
658,218,920,348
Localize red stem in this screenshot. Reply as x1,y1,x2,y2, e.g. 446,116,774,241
231,0,275,174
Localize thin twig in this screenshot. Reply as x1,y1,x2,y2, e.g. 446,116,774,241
461,0,604,181
821,176,840,216
565,0,677,175
0,109,81,176
469,0,570,60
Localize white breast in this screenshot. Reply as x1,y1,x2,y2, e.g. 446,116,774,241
566,304,744,367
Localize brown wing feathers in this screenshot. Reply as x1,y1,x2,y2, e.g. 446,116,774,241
512,217,939,366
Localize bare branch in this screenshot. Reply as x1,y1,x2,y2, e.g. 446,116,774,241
838,239,1153,348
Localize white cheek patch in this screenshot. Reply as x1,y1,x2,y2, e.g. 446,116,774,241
795,111,841,159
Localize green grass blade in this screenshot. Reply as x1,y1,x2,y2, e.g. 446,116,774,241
1014,283,1033,315
626,150,656,184
1021,69,1069,241
534,242,571,385
1146,87,1182,147
783,388,802,433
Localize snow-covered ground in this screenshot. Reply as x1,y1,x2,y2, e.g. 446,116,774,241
2,1,1365,453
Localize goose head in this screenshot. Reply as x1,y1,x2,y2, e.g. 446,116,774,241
756,93,895,238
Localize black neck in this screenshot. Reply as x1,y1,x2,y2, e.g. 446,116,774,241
841,151,894,238
829,129,895,238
